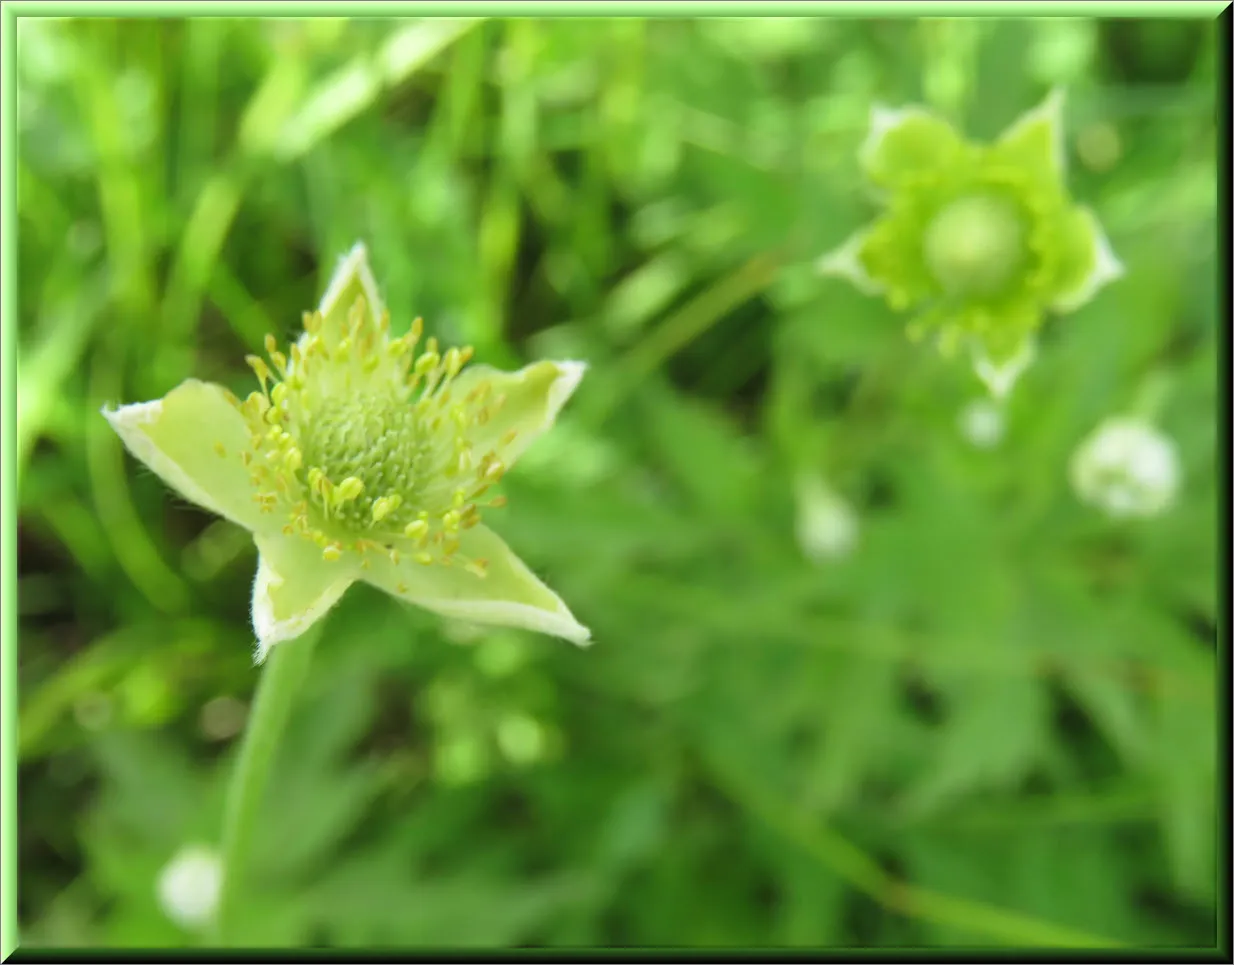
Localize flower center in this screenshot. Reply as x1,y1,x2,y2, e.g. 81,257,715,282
923,194,1026,299
297,391,426,531
226,298,511,574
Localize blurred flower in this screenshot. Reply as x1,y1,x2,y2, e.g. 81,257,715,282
819,90,1123,398
496,712,550,767
794,474,859,563
156,845,222,931
1070,416,1180,519
199,696,248,742
958,398,1005,449
103,244,590,662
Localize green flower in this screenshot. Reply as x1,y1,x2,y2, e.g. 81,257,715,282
104,244,591,661
819,90,1123,398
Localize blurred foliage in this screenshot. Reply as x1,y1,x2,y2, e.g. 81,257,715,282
15,14,1220,950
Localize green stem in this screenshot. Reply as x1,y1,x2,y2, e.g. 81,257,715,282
214,625,323,944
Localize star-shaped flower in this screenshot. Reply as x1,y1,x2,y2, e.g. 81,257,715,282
104,244,591,661
819,90,1124,399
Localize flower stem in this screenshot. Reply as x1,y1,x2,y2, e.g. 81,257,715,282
214,625,323,944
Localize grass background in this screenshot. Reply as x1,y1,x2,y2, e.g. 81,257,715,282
15,14,1221,950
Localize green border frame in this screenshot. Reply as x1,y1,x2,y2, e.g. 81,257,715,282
3,5,17,962
0,1,1229,16
1,2,1228,961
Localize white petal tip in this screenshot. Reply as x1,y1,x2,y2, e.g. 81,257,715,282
972,338,1038,401
860,103,925,168
544,359,588,423
1053,215,1124,314
319,240,384,319
250,554,350,665
815,231,884,296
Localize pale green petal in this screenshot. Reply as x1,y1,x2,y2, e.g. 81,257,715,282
102,379,265,531
314,241,386,345
450,359,586,468
1050,207,1124,313
990,87,1067,183
859,104,969,191
361,524,591,645
251,532,357,662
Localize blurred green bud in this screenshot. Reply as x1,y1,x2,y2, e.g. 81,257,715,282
819,90,1123,398
923,195,1026,299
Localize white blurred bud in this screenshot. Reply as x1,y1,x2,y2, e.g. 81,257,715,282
958,399,1005,449
794,475,859,562
156,845,222,931
1070,417,1180,519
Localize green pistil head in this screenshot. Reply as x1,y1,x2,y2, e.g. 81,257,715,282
923,194,1026,299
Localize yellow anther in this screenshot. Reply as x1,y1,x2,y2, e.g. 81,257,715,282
415,551,434,565
379,309,391,334
371,493,402,523
409,317,423,344
213,442,227,458
336,337,351,362
500,429,519,448
271,382,289,408
264,333,278,356
322,545,343,562
403,519,429,541
414,352,439,378
270,350,288,374
443,347,462,379
464,558,489,579
396,582,409,594
246,355,272,390
387,339,408,360
241,451,252,467
452,489,467,509
335,476,365,504
488,495,508,509
442,509,461,532
285,448,303,473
